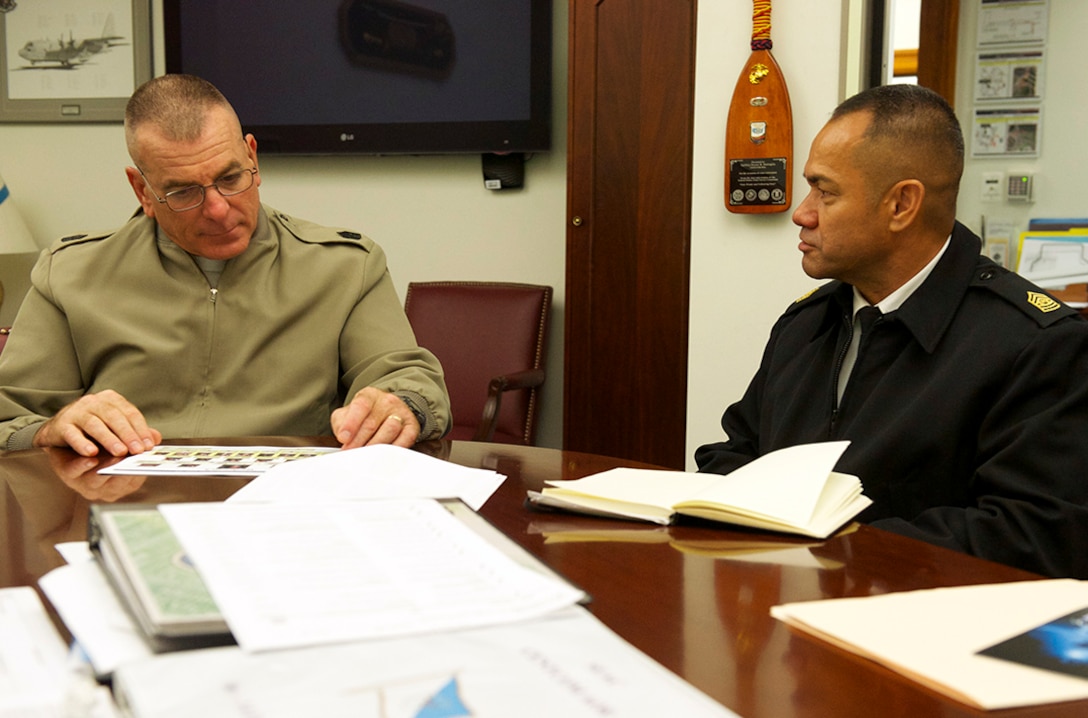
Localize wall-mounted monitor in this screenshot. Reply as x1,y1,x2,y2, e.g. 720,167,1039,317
163,0,552,155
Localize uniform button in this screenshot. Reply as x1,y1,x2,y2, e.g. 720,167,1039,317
338,231,362,240
979,269,996,280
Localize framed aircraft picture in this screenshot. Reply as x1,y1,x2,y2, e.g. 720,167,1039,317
0,0,151,122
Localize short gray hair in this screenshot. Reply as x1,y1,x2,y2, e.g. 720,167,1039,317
124,74,236,164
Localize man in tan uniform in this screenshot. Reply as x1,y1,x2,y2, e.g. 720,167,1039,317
0,74,449,457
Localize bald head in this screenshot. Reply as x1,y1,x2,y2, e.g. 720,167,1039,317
830,84,964,232
124,74,240,166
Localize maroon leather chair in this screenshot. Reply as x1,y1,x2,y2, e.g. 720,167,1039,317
404,281,552,445
0,327,9,355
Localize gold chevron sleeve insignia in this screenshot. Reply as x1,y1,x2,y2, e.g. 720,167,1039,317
1027,291,1061,313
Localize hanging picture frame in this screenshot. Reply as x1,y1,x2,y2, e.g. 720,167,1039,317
0,0,151,123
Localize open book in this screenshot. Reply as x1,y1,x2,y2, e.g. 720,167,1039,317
527,441,870,539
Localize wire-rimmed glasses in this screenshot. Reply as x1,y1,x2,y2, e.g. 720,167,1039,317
137,167,258,212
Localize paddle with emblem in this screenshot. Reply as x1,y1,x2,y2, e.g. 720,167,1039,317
725,0,793,214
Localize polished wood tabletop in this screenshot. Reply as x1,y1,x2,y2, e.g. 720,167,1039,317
1,438,1079,718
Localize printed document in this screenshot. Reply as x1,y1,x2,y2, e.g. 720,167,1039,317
112,608,739,718
228,443,506,510
159,499,584,652
98,445,338,477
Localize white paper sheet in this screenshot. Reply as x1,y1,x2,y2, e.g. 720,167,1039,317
112,607,738,718
228,444,505,510
0,586,118,718
39,560,154,677
0,587,68,710
54,541,94,564
159,499,584,652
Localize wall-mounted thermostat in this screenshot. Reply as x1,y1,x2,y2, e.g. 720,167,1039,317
981,171,1003,201
1006,173,1034,202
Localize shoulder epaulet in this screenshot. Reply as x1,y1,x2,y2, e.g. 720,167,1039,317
971,263,1079,327
271,211,373,251
783,281,838,315
48,229,113,252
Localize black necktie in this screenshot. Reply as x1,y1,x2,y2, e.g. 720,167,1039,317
838,306,883,402
857,305,883,338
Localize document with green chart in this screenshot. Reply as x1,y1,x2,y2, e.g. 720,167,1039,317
89,505,229,649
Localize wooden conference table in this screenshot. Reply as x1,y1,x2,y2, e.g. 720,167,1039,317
0,437,1081,718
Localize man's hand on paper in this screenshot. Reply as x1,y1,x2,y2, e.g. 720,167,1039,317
33,390,162,457
332,387,420,449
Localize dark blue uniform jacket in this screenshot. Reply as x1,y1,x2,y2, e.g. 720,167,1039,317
696,222,1088,578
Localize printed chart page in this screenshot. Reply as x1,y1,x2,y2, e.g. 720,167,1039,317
112,607,739,718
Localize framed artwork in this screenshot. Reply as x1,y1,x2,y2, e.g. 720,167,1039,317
0,0,151,122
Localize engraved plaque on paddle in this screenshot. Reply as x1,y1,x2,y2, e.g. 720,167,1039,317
727,157,789,209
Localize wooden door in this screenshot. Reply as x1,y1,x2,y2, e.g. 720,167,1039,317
917,0,959,104
563,0,696,469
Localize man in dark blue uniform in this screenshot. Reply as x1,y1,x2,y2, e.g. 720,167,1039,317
696,84,1088,578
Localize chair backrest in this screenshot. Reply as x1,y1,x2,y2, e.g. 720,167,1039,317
404,281,552,445
0,327,9,355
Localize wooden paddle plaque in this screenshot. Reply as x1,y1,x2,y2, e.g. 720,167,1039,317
725,0,793,214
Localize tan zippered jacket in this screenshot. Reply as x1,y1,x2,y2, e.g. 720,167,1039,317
0,205,449,449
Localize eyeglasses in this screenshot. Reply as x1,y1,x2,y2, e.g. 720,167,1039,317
137,167,258,212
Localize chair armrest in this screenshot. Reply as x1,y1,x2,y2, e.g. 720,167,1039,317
474,369,547,442
488,368,545,393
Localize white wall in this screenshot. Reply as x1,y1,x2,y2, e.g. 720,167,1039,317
0,1,570,449
686,1,848,468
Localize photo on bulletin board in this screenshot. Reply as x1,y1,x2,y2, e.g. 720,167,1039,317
0,0,151,123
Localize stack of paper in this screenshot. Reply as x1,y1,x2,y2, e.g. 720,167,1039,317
772,579,1088,709
89,505,232,650
0,587,116,717
42,443,741,716
40,558,156,679
46,445,527,672
158,498,585,652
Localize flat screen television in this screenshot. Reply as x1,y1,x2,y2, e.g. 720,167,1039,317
162,0,552,155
